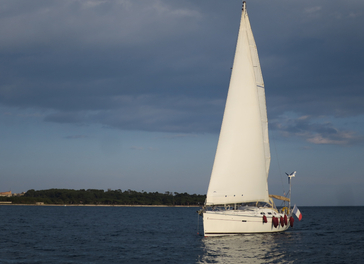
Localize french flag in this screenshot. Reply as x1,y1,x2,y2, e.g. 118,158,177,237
293,205,302,221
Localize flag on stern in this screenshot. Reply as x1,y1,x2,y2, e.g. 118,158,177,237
292,205,302,221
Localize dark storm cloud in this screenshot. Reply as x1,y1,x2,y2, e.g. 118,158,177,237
257,1,364,118
0,0,363,144
253,0,364,144
0,0,235,133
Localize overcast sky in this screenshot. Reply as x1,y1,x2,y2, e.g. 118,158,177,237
1,0,363,206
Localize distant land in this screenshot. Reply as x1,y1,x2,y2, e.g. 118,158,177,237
0,189,206,206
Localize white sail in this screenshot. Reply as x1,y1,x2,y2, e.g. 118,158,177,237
246,14,271,178
206,4,270,205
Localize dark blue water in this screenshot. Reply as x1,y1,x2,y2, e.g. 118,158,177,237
0,206,363,263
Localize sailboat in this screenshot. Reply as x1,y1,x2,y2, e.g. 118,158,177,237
199,2,297,236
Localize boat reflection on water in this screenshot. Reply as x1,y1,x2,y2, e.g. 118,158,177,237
197,232,299,263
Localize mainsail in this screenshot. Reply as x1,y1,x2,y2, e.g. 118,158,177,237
206,3,270,205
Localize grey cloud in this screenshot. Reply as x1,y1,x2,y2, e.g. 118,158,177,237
44,94,224,133
270,115,364,145
44,111,87,123
64,135,88,139
1,0,363,138
0,0,232,111
258,1,364,119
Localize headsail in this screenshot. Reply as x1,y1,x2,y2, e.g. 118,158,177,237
206,2,270,205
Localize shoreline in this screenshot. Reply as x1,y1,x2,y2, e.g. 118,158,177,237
0,203,201,208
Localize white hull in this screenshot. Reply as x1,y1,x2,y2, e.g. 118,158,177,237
203,207,290,237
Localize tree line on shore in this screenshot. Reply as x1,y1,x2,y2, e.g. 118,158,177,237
0,189,206,206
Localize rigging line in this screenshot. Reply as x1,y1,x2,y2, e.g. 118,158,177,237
271,132,285,195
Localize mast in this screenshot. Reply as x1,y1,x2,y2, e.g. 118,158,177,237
287,171,296,213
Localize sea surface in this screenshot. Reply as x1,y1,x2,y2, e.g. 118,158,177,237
0,206,363,263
